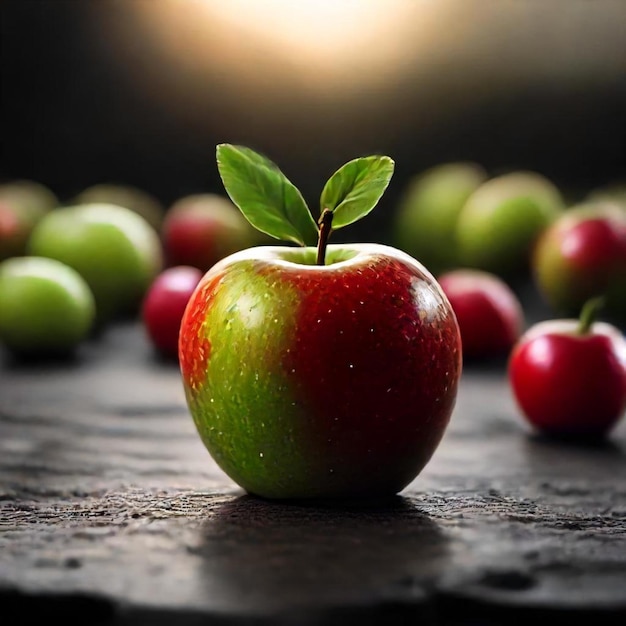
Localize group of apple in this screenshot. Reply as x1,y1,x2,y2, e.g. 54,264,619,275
1,145,625,504
391,161,626,440
0,179,262,360
175,144,625,501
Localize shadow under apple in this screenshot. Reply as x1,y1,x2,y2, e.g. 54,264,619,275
195,493,451,621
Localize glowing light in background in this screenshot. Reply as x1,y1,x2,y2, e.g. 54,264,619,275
199,0,415,75
124,0,444,94
94,0,626,176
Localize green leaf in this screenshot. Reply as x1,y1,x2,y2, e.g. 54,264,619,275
216,144,319,247
320,156,395,230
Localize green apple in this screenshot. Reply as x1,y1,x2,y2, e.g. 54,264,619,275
0,179,59,260
455,171,565,276
0,256,95,357
179,144,462,500
27,203,163,322
532,201,626,321
74,183,165,231
391,162,487,274
161,193,262,272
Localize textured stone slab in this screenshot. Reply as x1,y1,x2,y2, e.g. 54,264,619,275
1,321,625,624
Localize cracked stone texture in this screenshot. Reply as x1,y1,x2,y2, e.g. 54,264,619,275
1,317,625,625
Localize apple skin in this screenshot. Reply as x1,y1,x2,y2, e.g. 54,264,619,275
142,265,203,359
391,162,487,274
455,171,564,277
438,269,525,360
0,180,58,260
161,194,261,272
508,318,626,438
179,243,463,500
28,203,163,322
532,203,626,322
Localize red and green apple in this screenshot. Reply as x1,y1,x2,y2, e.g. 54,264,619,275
178,145,463,500
532,202,626,322
0,179,58,260
161,193,262,272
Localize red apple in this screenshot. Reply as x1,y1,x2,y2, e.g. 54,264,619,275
180,244,462,499
142,265,203,359
438,269,525,360
532,202,626,322
161,193,260,272
508,298,626,438
177,144,463,500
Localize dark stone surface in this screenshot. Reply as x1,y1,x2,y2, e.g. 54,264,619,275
1,321,625,624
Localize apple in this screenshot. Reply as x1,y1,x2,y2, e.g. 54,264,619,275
508,298,626,438
0,256,95,357
75,183,165,231
27,203,163,322
161,193,261,272
142,265,203,360
178,144,463,500
390,161,487,274
532,202,626,322
438,268,525,361
455,170,565,277
0,179,58,260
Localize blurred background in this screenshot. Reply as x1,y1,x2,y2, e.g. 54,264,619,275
2,0,625,241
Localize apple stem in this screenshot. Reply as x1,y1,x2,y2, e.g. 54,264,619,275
577,296,605,334
316,208,334,266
